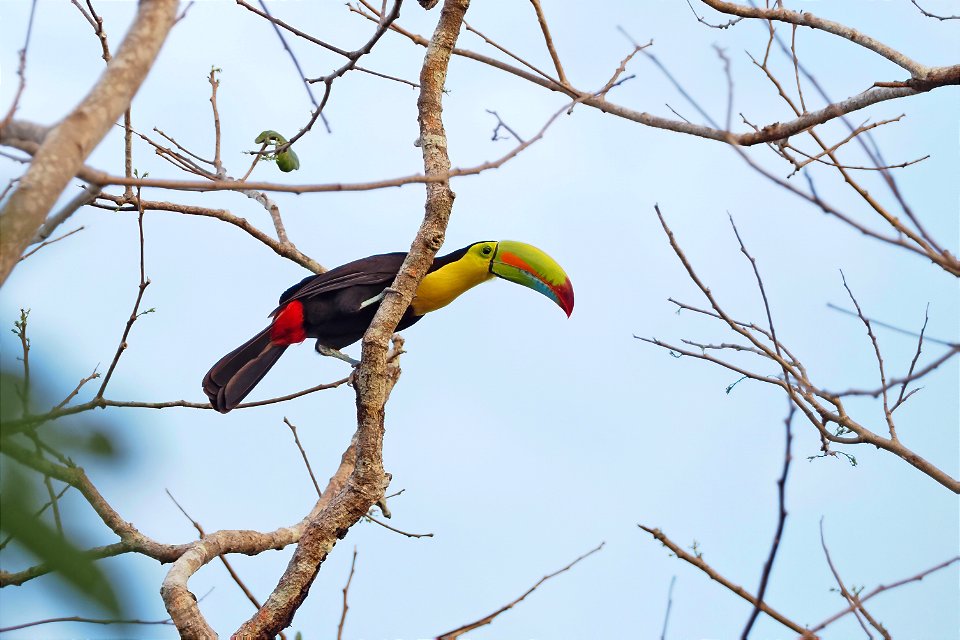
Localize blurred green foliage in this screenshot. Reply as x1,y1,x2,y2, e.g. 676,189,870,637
1,370,125,616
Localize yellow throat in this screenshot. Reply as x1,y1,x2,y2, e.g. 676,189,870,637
411,253,494,315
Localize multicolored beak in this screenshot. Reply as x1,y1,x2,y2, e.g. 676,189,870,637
489,241,574,317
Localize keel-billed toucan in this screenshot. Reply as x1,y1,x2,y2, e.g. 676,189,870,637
203,241,574,413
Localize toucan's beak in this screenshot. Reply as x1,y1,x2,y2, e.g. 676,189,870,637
489,241,574,317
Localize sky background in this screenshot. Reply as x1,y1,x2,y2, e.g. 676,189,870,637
1,1,957,638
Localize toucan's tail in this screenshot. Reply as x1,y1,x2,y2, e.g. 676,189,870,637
203,327,288,413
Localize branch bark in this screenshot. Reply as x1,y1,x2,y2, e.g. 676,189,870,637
0,0,178,287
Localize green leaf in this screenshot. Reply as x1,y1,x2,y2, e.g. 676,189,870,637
276,148,300,172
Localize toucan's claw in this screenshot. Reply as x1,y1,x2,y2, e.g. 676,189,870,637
315,341,360,366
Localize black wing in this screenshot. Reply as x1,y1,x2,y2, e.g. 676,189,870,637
271,252,407,315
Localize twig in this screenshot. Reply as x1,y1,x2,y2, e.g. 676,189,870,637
809,555,959,632
791,24,806,113
72,0,137,198
826,303,956,347
639,525,811,636
207,69,291,244
76,95,572,198
782,117,917,177
364,513,433,538
19,227,85,262
0,176,21,201
840,271,896,440
462,19,559,86
486,110,525,143
284,417,323,498
2,376,351,436
909,0,959,20
208,69,223,174
336,548,358,640
893,304,928,411
236,0,353,58
436,543,605,639
256,0,328,131
660,575,676,640
0,615,174,633
354,65,420,88
0,484,70,551
283,0,403,150
685,0,743,29
820,519,891,639
528,0,568,85
95,194,151,398
700,1,929,76
31,182,99,243
756,8,939,248
13,308,31,414
713,45,734,131
741,403,794,639
95,193,324,274
0,0,37,133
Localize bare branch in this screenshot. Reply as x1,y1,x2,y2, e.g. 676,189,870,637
357,4,959,146
700,1,931,76
893,304,929,411
0,0,38,136
19,227,86,262
528,0,568,85
639,525,811,636
30,183,99,243
95,199,150,399
1,376,351,436
820,519,891,639
336,548,358,640
284,417,323,499
0,484,70,552
826,303,957,348
839,271,897,440
364,513,434,539
96,193,325,274
436,543,605,639
0,615,173,633
909,0,958,21
255,0,327,129
2,95,564,199
660,575,677,640
741,403,794,638
810,555,960,633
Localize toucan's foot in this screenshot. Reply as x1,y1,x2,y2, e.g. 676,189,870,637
315,342,360,366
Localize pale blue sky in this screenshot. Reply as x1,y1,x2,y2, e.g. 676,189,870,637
1,1,957,638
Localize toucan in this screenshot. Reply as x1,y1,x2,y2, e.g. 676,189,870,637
203,240,574,413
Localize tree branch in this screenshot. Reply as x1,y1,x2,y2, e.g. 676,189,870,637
230,3,471,636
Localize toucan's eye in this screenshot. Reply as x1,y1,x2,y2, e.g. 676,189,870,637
481,246,493,256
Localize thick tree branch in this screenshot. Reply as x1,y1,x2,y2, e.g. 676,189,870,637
229,3,471,636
